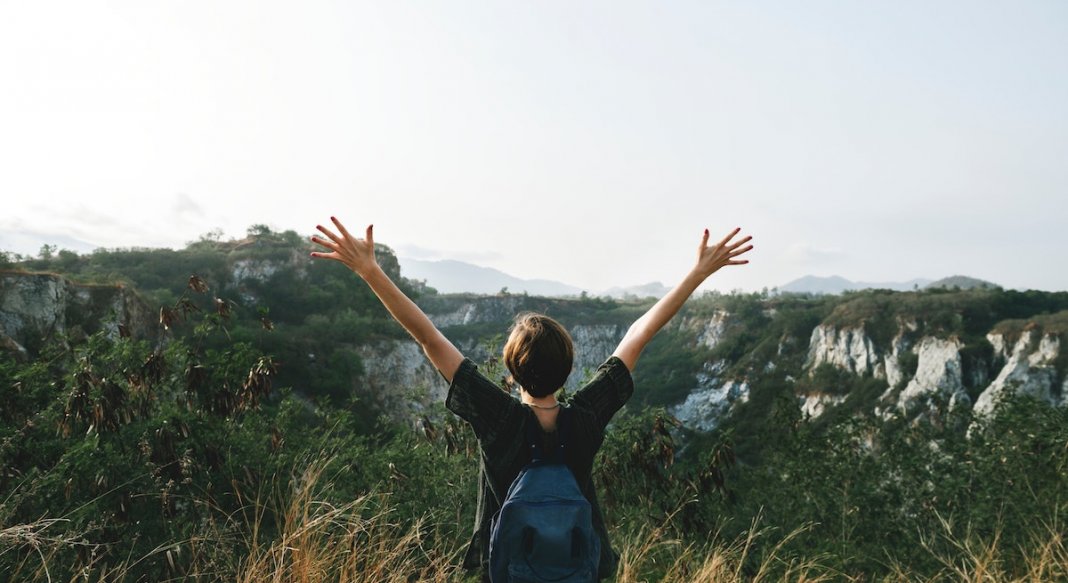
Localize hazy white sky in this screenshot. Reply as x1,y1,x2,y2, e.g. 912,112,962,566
2,1,1066,292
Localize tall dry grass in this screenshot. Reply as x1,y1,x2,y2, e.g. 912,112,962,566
891,514,1068,583
1,457,465,582
230,459,461,583
613,504,839,583
614,510,1068,583
3,460,1067,582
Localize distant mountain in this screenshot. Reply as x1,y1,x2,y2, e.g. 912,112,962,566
398,258,672,299
924,275,1000,290
398,258,583,297
600,281,671,299
779,275,935,295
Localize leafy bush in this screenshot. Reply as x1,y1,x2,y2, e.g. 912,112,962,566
6,231,1068,581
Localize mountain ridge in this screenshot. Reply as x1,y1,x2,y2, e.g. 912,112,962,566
779,274,1000,295
399,256,670,299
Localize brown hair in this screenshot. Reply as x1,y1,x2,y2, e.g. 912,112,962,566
503,312,574,398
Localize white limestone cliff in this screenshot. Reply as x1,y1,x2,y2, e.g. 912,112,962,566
354,308,628,423
355,339,446,416
0,272,152,351
974,331,1063,415
231,258,284,284
569,324,628,383
883,323,918,389
678,309,730,350
428,296,530,327
668,312,752,431
671,361,749,432
805,325,880,377
799,393,847,418
894,337,967,413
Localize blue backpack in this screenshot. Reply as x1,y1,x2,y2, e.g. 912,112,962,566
488,407,600,583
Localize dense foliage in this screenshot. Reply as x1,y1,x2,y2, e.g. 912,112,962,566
3,232,1068,580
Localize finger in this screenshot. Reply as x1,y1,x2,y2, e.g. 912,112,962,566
700,228,709,250
317,225,343,245
331,216,356,242
728,244,754,257
366,224,374,247
309,251,339,260
715,227,742,249
725,259,750,265
310,235,339,251
726,235,753,251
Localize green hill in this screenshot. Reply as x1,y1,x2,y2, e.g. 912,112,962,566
2,228,1068,581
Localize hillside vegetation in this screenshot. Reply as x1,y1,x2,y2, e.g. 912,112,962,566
2,229,1067,581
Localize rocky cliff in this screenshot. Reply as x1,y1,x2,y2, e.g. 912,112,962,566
593,296,1063,432
0,271,153,358
358,291,1067,432
806,325,880,377
975,323,1066,416
8,241,1065,436
357,298,751,430
801,314,1065,424
889,336,969,415
356,295,631,421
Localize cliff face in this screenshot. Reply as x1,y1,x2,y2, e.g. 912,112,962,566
0,271,153,357
891,337,968,415
685,309,730,350
427,296,531,328
358,293,1067,432
806,325,880,377
357,295,631,422
671,362,750,431
802,316,1065,424
356,339,446,418
669,310,751,431
11,253,1061,434
974,329,1064,415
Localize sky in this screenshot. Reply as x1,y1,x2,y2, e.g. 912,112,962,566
2,1,1066,293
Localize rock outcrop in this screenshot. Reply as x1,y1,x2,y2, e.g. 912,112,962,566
231,258,285,284
671,361,749,431
974,330,1064,415
356,296,631,423
355,339,448,416
806,325,880,377
894,337,967,414
883,331,913,390
799,393,847,418
0,271,153,354
428,296,530,328
681,310,730,350
569,324,627,384
803,318,1065,424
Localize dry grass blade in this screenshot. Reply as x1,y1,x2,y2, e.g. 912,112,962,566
0,518,96,583
233,457,460,583
615,505,843,583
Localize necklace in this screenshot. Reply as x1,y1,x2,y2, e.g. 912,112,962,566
526,401,560,410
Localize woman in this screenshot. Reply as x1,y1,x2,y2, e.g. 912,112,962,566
310,217,752,581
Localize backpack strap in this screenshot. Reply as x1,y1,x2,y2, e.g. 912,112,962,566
526,406,569,464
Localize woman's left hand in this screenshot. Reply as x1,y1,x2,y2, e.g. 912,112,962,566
310,217,378,277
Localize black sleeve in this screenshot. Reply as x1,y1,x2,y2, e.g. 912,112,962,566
568,356,634,431
445,358,521,444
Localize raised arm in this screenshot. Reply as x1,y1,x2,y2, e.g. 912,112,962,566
310,217,464,382
612,227,753,372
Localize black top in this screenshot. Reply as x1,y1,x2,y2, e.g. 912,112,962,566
445,356,634,579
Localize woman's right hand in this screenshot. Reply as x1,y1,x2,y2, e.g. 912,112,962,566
694,227,753,279
310,216,379,277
